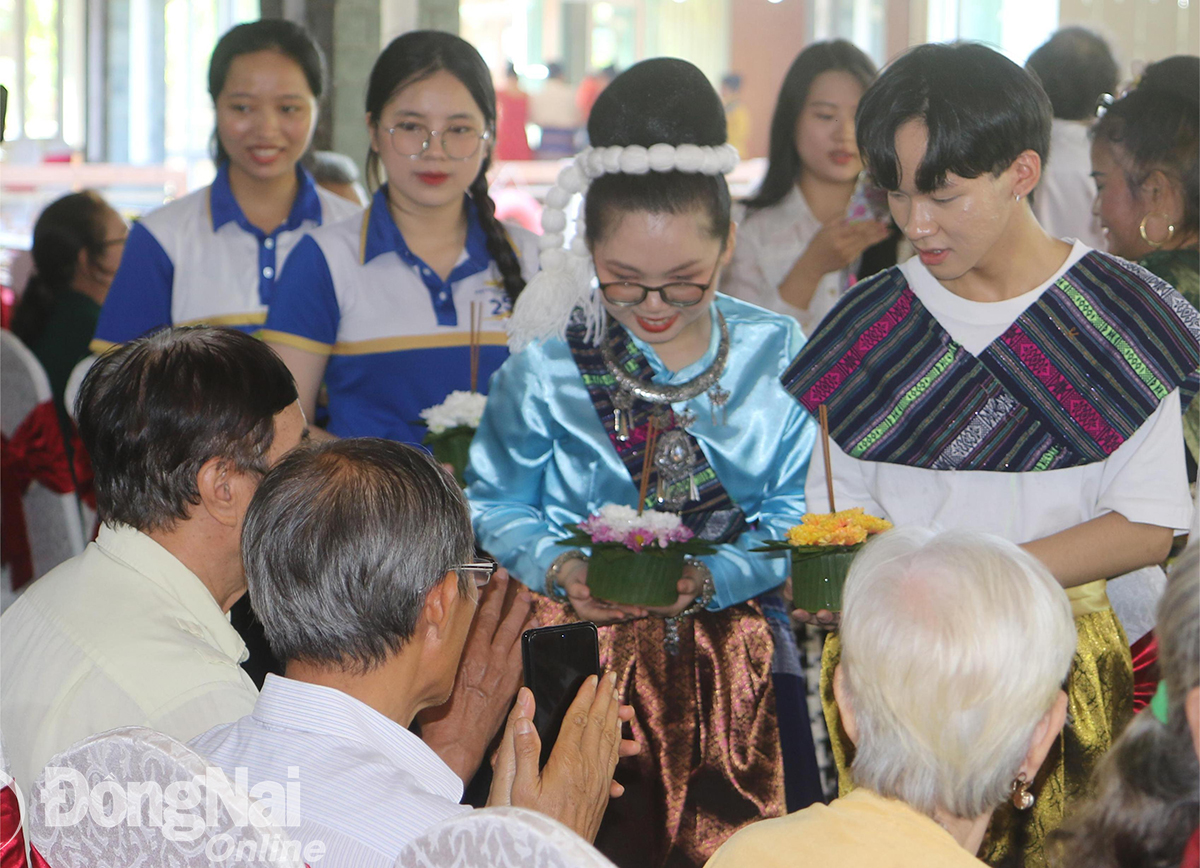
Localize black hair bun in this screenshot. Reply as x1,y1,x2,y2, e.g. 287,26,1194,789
1138,55,1199,106
587,58,726,149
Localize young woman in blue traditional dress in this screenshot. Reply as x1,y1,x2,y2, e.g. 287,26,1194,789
467,59,820,867
784,43,1199,868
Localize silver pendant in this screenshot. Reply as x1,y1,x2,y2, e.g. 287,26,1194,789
654,428,696,509
708,385,730,426
664,616,682,656
611,389,635,442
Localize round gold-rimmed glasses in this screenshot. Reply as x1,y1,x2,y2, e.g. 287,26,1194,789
387,121,490,161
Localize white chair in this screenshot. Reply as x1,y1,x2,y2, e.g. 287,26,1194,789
27,727,304,868
63,354,98,539
395,806,617,868
0,331,84,607
61,355,95,425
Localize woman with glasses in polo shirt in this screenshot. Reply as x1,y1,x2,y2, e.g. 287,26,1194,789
92,20,360,351
261,31,537,442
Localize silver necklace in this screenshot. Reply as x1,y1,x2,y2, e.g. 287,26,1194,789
603,311,732,442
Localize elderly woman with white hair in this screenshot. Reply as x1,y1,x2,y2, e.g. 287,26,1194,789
706,528,1076,868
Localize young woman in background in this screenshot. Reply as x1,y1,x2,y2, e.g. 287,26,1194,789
262,30,537,442
724,41,894,336
93,19,358,350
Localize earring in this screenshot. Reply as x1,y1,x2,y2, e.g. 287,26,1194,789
1014,192,1022,202
1009,773,1035,810
1139,213,1176,248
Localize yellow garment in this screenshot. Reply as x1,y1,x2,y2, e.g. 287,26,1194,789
819,587,1133,868
706,787,986,868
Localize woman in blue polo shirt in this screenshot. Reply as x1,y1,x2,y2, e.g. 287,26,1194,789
261,31,537,442
91,19,359,351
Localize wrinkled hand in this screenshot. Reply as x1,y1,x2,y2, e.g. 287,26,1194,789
418,567,535,782
558,559,648,625
798,218,891,278
641,564,704,619
487,674,640,843
791,607,840,630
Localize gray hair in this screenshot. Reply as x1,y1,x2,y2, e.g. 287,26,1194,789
1050,544,1199,868
242,438,474,672
310,150,361,186
840,528,1077,819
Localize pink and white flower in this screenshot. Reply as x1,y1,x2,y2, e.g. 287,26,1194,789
578,503,694,552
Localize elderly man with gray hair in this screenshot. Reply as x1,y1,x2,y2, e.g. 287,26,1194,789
191,438,634,868
707,528,1076,868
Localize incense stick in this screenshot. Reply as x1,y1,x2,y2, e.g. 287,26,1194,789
637,419,659,516
469,302,482,393
818,404,836,513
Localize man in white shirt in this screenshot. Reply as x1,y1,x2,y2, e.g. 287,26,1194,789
0,327,307,791
1025,27,1118,249
192,439,634,866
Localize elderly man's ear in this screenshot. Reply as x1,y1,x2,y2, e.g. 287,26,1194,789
195,457,259,528
832,665,858,746
419,570,475,647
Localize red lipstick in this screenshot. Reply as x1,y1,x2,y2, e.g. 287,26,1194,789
636,314,679,334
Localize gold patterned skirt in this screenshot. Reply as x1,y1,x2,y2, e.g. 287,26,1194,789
533,595,786,868
818,580,1133,868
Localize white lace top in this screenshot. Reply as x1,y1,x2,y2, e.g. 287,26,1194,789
724,185,850,336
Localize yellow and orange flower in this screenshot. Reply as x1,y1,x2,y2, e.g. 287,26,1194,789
786,508,892,548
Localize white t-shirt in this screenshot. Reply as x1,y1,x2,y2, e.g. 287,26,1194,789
807,242,1193,641
725,186,850,336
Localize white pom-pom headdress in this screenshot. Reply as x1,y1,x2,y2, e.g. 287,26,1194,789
506,142,740,351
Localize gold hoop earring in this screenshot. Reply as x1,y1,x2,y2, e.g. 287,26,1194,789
1139,213,1176,249
1009,773,1035,811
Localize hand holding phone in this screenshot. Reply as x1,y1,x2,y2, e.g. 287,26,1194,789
521,622,601,766
487,671,636,843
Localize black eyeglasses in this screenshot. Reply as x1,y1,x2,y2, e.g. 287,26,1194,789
455,558,497,589
594,258,723,308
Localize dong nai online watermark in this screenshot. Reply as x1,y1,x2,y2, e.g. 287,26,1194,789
37,765,326,863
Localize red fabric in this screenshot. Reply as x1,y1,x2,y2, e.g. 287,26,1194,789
0,290,13,330
1131,631,1160,713
496,90,533,161
1,784,27,868
28,849,48,868
1,401,94,590
1182,828,1199,868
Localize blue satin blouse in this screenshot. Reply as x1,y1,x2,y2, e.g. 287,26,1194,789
466,293,816,610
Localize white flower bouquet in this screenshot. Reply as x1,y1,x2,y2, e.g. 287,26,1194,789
419,390,488,486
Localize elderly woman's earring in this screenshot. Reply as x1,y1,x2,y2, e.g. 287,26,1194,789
1139,213,1175,248
1009,773,1035,810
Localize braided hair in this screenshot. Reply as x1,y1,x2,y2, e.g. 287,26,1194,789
365,31,526,304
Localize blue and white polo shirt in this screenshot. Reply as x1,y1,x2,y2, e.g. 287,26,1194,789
91,164,361,351
261,187,538,443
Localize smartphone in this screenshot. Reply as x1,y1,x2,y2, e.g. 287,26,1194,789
521,622,601,767
846,172,890,223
